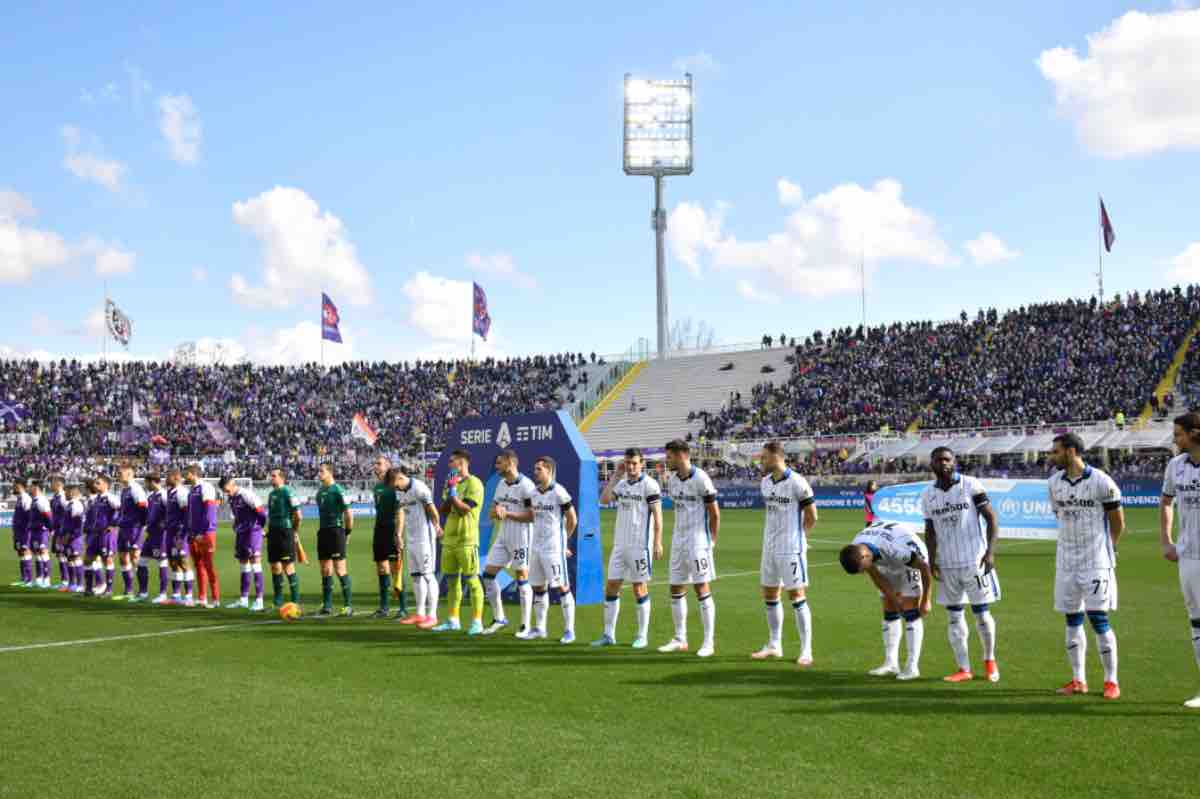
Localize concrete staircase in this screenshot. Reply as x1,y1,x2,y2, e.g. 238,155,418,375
581,347,793,452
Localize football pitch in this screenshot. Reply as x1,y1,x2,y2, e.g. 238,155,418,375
1,507,1195,799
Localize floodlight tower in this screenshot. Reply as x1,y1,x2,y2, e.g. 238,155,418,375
623,74,693,360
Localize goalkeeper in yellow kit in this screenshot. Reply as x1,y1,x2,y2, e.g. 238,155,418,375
432,448,486,635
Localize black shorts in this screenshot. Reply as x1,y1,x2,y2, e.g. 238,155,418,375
267,527,295,564
373,525,399,562
317,527,347,561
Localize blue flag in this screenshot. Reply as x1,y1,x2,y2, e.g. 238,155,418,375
472,282,491,341
321,293,342,343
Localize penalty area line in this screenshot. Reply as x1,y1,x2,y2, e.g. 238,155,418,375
0,620,282,654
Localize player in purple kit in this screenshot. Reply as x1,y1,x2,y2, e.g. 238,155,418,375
220,476,268,612
26,479,54,589
9,477,32,587
135,474,171,604
185,464,221,609
89,474,121,597
63,484,87,593
49,476,70,590
164,469,195,606
115,463,149,600
81,478,100,594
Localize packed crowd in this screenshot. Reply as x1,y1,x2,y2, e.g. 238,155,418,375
0,355,587,481
702,286,1199,441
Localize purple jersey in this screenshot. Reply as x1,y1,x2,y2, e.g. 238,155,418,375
64,499,85,539
27,495,52,537
229,487,267,536
165,486,187,534
50,492,68,535
83,495,99,537
187,482,219,536
11,493,30,535
146,489,167,534
118,482,149,531
92,492,120,532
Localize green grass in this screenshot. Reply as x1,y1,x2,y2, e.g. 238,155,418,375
1,508,1197,799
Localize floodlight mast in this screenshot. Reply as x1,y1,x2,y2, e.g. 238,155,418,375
623,73,693,360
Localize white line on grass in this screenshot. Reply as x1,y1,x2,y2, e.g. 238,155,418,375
0,620,281,654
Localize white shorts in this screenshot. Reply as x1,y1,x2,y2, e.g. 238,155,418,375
608,545,652,584
406,539,436,577
669,542,715,586
529,548,568,589
484,529,530,572
1054,568,1118,614
937,565,1001,607
1179,558,1200,618
879,566,923,600
760,550,808,590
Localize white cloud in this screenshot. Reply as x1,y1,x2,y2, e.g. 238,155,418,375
669,178,955,297
192,266,208,283
81,238,136,276
158,94,202,164
776,178,803,206
246,321,354,365
1037,9,1200,157
61,125,127,192
965,232,1020,266
735,279,779,304
0,189,36,221
400,270,507,359
1168,242,1200,282
0,217,71,283
230,187,372,308
465,251,536,289
672,51,720,73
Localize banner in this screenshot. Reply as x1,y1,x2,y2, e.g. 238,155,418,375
350,412,378,446
1100,196,1116,253
105,299,132,348
0,398,30,425
472,282,491,341
321,293,342,343
872,479,1058,540
202,418,236,449
131,401,149,429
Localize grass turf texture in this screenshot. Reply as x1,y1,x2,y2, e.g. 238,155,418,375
1,507,1196,799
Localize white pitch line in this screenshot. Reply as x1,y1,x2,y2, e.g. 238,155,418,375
0,620,280,654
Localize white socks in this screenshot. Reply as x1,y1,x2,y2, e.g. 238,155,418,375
485,576,504,620
1096,630,1118,684
604,595,620,638
698,593,715,649
534,590,549,632
948,609,971,671
426,575,440,618
560,590,575,634
1066,623,1088,682
793,599,812,661
671,593,688,642
518,581,533,630
635,594,651,640
904,616,924,672
765,600,783,647
413,573,427,615
975,610,997,661
882,616,902,668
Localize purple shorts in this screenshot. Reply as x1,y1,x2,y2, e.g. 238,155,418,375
166,528,188,559
12,529,30,551
118,527,143,553
29,531,49,551
87,530,118,559
140,528,167,560
235,528,263,561
65,536,85,558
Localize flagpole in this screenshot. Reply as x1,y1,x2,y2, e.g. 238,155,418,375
1097,195,1104,304
102,282,107,362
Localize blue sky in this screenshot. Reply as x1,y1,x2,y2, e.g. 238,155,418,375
2,1,1199,364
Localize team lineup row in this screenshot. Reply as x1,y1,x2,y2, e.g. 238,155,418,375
7,424,1200,706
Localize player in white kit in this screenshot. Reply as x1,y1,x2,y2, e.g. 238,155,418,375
593,447,663,649
1047,433,1124,700
482,449,537,636
658,440,720,658
1158,412,1200,709
840,521,933,680
921,447,1002,683
389,467,443,628
517,456,578,644
750,441,818,666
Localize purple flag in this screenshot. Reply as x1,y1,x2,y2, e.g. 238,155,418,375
1099,197,1115,253
202,418,236,448
321,293,342,343
0,398,30,425
472,282,491,341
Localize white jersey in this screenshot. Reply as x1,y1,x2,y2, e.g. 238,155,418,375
853,522,928,579
493,474,536,543
665,466,717,548
1162,454,1200,561
530,482,572,552
1048,466,1122,572
398,478,436,548
920,475,990,569
612,474,661,550
760,469,815,556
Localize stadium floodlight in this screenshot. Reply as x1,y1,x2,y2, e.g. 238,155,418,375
624,73,693,359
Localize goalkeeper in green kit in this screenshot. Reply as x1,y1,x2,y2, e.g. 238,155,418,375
432,449,486,634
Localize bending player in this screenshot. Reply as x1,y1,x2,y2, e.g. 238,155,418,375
922,447,1002,683
751,441,817,667
482,449,536,636
593,447,662,649
840,521,933,680
221,476,267,611
389,467,441,628
658,440,720,658
434,450,486,634
315,463,354,617
1161,412,1200,709
1048,433,1123,700
266,468,303,610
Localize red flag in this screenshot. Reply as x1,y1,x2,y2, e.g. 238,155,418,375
1099,197,1115,253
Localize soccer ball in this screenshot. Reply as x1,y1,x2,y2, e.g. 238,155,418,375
279,602,302,622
